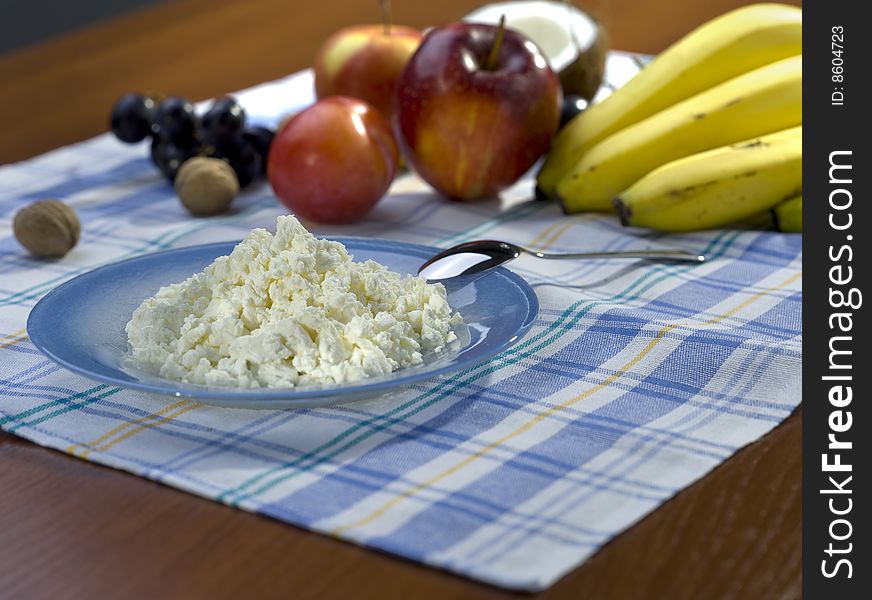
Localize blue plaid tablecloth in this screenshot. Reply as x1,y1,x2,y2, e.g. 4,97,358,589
0,53,801,591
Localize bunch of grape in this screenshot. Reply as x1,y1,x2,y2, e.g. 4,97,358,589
109,93,275,187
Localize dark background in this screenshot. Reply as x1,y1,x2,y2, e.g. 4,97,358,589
0,0,163,54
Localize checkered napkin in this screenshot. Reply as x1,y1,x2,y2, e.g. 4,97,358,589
0,53,801,591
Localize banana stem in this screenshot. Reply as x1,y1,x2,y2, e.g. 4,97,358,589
380,0,392,35
485,15,507,71
613,198,632,226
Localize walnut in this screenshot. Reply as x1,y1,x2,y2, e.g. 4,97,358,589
13,199,81,258
175,157,239,215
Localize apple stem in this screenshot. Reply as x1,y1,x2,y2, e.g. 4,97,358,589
485,15,507,71
380,0,392,35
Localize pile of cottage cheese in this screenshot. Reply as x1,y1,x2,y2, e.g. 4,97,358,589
125,216,462,388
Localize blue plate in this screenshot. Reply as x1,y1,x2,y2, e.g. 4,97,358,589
27,238,539,409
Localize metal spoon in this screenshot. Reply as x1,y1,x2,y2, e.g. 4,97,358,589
418,240,705,280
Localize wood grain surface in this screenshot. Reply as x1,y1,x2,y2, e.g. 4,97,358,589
0,1,802,598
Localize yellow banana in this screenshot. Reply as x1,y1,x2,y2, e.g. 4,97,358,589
614,126,801,232
773,194,802,232
536,2,802,197
731,211,776,230
557,54,802,212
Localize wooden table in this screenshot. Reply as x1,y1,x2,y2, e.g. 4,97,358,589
0,1,802,597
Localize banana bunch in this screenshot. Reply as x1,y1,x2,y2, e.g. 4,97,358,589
537,3,803,232
615,126,801,231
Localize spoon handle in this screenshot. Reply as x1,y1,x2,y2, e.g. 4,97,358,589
525,248,706,263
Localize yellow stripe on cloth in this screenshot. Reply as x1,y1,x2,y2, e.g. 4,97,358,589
67,399,202,458
700,272,802,327
527,222,560,249
540,221,574,250
528,220,574,252
330,324,677,537
0,327,27,349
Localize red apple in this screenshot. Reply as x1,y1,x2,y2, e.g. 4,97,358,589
395,22,562,200
267,96,399,224
314,24,423,122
